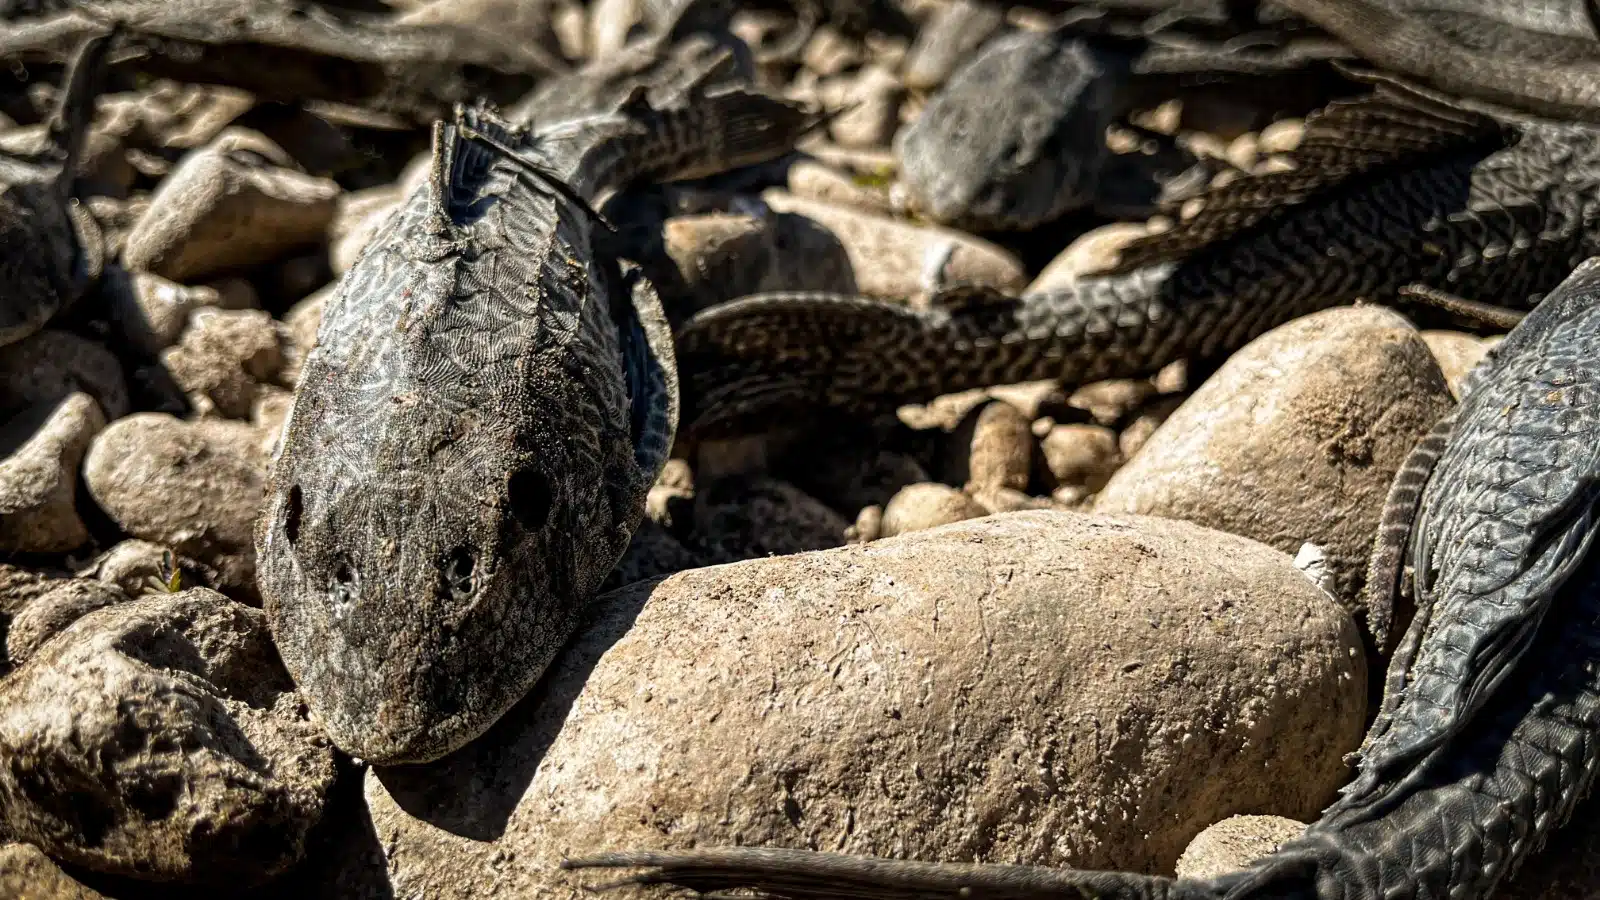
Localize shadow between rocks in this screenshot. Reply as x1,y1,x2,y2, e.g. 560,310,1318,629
372,577,659,841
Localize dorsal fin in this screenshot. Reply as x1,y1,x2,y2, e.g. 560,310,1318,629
1095,83,1510,275
427,103,524,229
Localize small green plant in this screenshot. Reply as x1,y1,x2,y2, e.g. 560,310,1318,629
142,550,183,595
850,167,895,190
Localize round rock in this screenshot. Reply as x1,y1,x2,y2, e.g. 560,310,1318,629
363,511,1365,897
0,330,128,421
0,590,336,884
760,191,1026,297
880,481,987,536
1095,306,1454,623
122,129,341,282
160,307,287,419
0,393,106,554
1175,815,1307,880
663,211,855,312
4,578,127,667
83,414,266,591
1420,329,1497,400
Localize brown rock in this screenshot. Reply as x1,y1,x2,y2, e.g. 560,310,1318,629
902,0,1005,91
848,503,884,542
161,308,287,419
972,486,1054,514
254,388,297,458
107,272,219,355
663,211,856,312
1041,423,1122,492
553,0,588,59
0,843,111,899
364,511,1365,896
0,591,335,884
587,0,642,58
899,386,991,432
787,160,895,214
83,414,266,591
0,330,128,421
1069,379,1158,427
205,276,262,311
1120,396,1184,460
1095,306,1454,625
987,379,1072,421
329,187,401,275
78,539,217,601
691,477,849,565
880,481,987,536
123,130,341,282
823,66,904,148
761,191,1026,297
1257,118,1306,154
957,400,1033,493
803,25,863,76
280,284,330,387
1175,815,1306,880
0,393,105,553
5,578,127,667
396,0,565,60
1029,222,1156,292
1420,329,1495,400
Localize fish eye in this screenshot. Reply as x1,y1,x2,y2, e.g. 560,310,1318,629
441,546,476,601
509,468,552,530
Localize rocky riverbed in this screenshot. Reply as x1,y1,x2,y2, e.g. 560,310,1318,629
1,0,1596,897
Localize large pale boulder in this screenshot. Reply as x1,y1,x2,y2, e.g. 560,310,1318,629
1096,306,1454,631
364,511,1365,898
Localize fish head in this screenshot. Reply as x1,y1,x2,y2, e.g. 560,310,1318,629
256,210,650,764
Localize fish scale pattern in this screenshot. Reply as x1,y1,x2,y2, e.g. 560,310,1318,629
257,85,818,765
1334,261,1600,807
677,89,1600,439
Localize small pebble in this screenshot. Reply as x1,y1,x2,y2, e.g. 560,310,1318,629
0,393,105,554
161,308,287,419
880,482,988,536
1040,423,1123,491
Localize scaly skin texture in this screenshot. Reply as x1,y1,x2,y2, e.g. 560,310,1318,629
674,83,1600,439
0,0,568,123
563,256,1600,900
1057,0,1600,40
0,28,107,348
1274,0,1600,122
255,87,820,766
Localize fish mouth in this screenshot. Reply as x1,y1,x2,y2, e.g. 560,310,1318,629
278,592,572,766
289,642,513,766
309,690,481,766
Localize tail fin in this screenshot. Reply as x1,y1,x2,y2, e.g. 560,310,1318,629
562,848,1200,900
